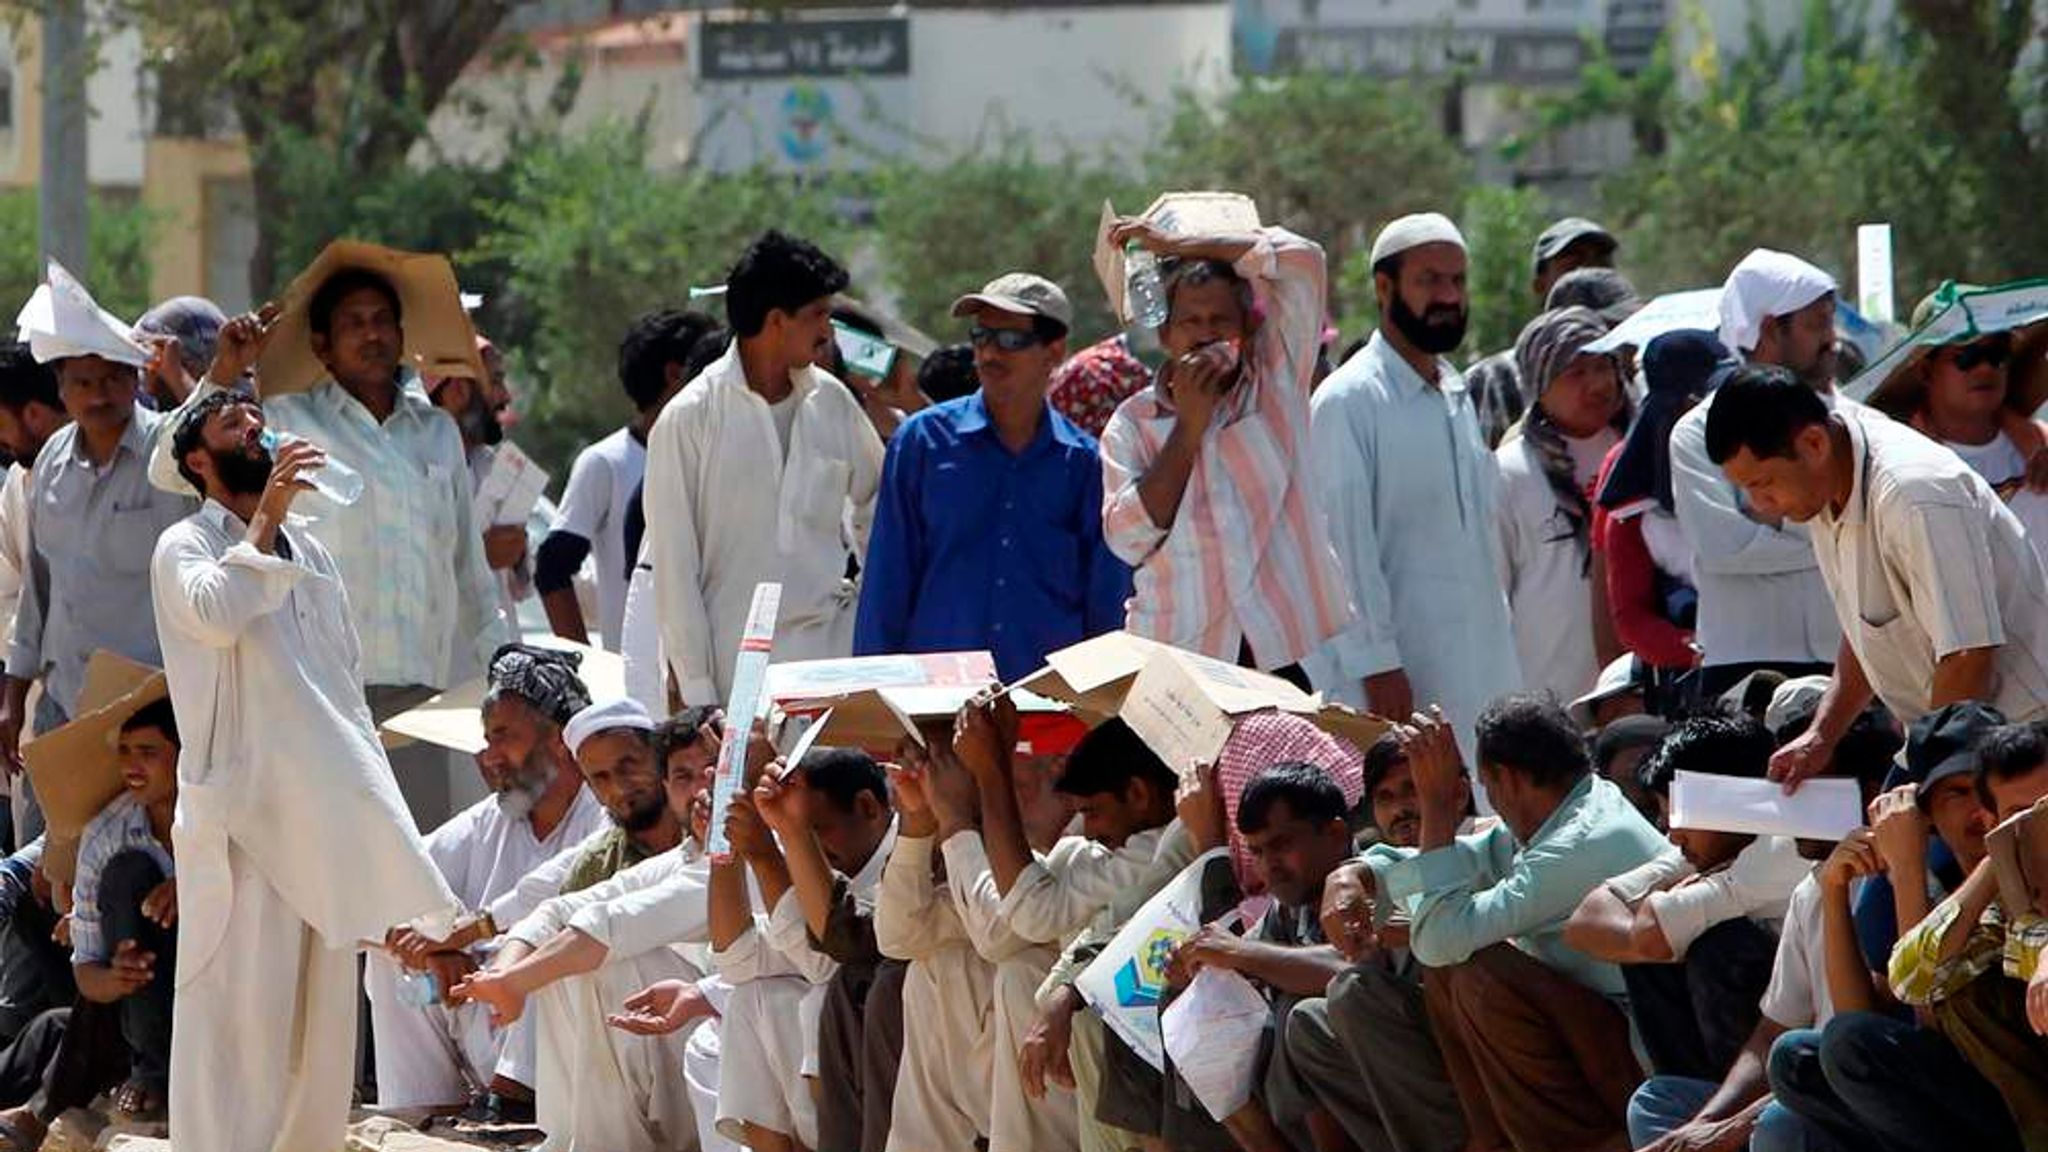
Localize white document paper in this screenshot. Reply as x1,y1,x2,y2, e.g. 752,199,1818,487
16,260,152,367
1584,288,1722,354
1668,771,1863,841
1162,966,1271,1121
1075,848,1228,1071
706,583,782,860
475,442,551,527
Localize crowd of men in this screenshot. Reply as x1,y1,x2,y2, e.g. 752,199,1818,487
0,196,2036,1152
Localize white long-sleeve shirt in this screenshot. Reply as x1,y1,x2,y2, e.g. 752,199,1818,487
996,821,1194,946
424,785,609,931
506,846,712,962
151,501,460,967
1668,392,1842,668
644,343,884,705
1496,427,1619,706
1305,331,1521,749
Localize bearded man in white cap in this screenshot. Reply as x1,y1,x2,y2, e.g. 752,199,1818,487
453,695,723,1152
1667,249,1848,699
1306,213,1519,773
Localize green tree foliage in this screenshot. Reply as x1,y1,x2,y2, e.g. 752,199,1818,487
1457,185,1557,359
0,191,155,320
868,136,1145,344
471,121,848,473
1147,72,1469,320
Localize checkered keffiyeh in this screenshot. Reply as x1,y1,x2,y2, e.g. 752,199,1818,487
1218,711,1364,894
487,643,592,726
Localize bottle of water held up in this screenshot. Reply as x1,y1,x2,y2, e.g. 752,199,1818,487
259,428,365,506
396,967,441,1008
1124,243,1170,329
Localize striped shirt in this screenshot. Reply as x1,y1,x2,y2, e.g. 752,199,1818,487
70,792,174,965
1098,228,1353,669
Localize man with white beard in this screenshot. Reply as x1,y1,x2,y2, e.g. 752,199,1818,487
368,644,611,1120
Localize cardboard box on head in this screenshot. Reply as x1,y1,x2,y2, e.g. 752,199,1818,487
255,240,486,398
22,651,168,901
1092,193,1263,326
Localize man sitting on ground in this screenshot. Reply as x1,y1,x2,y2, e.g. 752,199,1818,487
1358,697,1670,1152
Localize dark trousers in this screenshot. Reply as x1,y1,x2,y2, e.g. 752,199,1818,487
1237,639,1312,693
30,999,126,1121
815,959,904,1152
1621,917,1777,1080
0,891,76,1048
98,850,174,1092
0,1009,67,1107
1768,1012,2021,1152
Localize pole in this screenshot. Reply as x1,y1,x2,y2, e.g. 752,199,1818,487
39,0,89,273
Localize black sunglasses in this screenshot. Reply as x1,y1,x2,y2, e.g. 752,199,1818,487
1948,335,2012,372
969,326,1045,352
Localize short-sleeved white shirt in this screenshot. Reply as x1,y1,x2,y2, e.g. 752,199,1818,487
549,427,644,650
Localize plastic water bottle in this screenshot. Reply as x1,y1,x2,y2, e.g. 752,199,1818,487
1125,243,1170,329
396,967,441,1008
259,428,365,505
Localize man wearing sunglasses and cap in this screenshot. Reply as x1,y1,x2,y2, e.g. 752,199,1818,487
854,272,1129,682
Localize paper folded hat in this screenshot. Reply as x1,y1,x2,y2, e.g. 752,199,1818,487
255,240,487,397
1093,193,1262,326
14,260,151,368
1849,279,2048,418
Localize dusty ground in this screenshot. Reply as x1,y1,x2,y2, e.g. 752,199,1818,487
48,1108,543,1152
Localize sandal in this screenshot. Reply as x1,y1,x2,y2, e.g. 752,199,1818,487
0,1108,45,1152
112,1079,166,1123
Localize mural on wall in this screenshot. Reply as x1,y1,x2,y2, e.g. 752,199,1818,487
693,17,912,173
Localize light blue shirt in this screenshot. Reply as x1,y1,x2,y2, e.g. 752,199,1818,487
70,792,175,965
1366,773,1674,1000
1305,332,1520,751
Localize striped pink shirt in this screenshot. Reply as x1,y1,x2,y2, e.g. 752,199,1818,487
1099,228,1355,669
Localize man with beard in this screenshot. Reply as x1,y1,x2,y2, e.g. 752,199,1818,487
1307,214,1520,773
162,282,514,828
1097,218,1351,684
1668,249,1847,699
430,335,534,636
453,698,725,1152
366,644,610,1120
154,390,461,1152
645,230,884,707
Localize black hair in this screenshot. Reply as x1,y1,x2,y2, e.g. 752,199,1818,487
1475,694,1591,791
1831,707,1905,792
1160,258,1253,325
309,268,402,338
1975,722,2048,814
120,697,180,747
1371,253,1404,283
1236,761,1348,834
1054,717,1176,799
1703,365,1830,466
916,344,979,403
798,746,889,812
1361,732,1407,798
724,230,850,338
0,343,59,414
618,309,720,412
652,706,723,765
684,328,733,381
171,389,262,494
1638,712,1772,797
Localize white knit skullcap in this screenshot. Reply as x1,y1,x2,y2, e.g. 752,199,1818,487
1370,212,1467,267
563,697,656,758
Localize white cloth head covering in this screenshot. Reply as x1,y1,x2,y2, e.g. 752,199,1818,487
563,696,656,757
1717,249,1836,354
14,260,151,367
1370,212,1467,267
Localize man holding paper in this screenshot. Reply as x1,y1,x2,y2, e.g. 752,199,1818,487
1706,366,2048,788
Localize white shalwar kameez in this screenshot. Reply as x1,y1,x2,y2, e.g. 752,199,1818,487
644,342,883,706
506,846,716,1152
151,502,461,1152
713,824,895,1148
366,784,609,1108
875,834,996,1152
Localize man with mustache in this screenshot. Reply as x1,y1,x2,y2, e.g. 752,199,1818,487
645,230,884,708
365,644,610,1122
1097,217,1351,685
154,276,514,838
1307,214,1520,780
154,389,462,1152
429,335,534,633
4,268,196,845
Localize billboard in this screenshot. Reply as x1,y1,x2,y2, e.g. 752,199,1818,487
692,17,913,173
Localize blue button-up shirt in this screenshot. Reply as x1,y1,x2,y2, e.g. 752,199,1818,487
853,393,1129,681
